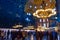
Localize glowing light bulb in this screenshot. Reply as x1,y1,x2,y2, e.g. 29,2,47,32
29,5,32,8
25,18,30,22
27,13,31,16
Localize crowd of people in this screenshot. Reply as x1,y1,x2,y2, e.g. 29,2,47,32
0,30,36,40
0,30,59,40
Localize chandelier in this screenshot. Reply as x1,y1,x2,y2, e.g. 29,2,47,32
25,0,56,19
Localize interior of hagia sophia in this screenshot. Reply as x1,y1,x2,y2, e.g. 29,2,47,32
0,0,60,40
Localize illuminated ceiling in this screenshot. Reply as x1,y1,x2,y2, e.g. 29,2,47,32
25,0,56,19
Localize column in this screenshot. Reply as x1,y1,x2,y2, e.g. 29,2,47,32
58,33,60,40
39,19,42,26
43,19,46,27
46,19,49,27
31,34,34,40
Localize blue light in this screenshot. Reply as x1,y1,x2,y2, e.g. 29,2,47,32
55,17,58,19
27,13,31,16
25,17,30,22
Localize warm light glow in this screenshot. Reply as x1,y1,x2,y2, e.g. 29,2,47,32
37,26,45,31
13,25,22,28
23,26,34,30
33,9,56,18
54,27,58,32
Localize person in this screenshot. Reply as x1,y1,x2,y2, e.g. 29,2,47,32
42,31,48,40
14,35,22,40
36,31,44,40
48,31,53,40
52,31,57,40
0,31,5,40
